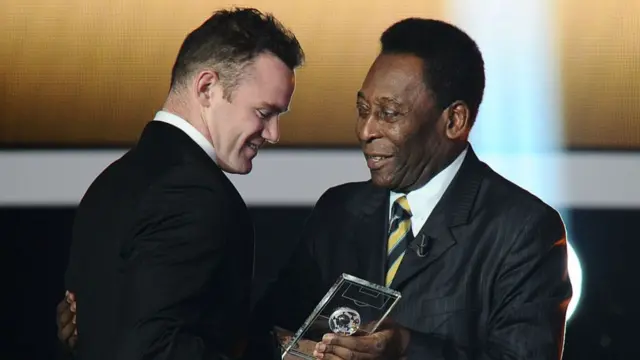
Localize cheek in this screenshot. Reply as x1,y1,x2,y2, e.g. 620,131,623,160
384,132,420,175
205,103,227,148
215,104,260,138
355,118,364,135
208,101,231,130
236,112,264,141
399,135,430,170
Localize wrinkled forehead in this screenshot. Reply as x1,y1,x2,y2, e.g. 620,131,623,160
359,53,426,103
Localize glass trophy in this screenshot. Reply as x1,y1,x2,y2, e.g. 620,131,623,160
281,273,401,359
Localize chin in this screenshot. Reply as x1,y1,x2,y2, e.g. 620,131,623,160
218,161,252,175
228,166,252,175
370,173,393,189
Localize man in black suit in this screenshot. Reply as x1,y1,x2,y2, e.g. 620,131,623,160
257,18,572,360
61,7,303,360
59,17,571,360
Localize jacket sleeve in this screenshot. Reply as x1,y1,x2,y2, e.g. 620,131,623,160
250,188,336,335
405,208,572,360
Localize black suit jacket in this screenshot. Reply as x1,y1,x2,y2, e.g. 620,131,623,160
65,121,259,360
263,146,571,359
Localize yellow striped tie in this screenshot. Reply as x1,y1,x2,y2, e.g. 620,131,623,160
385,196,412,287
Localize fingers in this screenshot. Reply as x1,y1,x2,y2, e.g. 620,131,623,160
65,291,77,312
57,291,78,344
56,299,66,320
312,333,385,360
322,333,386,353
59,306,73,325
68,333,78,349
57,309,76,342
313,342,370,360
58,292,77,316
59,320,76,342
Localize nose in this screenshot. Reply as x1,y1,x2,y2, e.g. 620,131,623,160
356,115,382,143
262,116,280,144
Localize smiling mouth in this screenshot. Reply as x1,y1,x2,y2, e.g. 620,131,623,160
246,143,259,151
365,154,393,169
366,155,391,161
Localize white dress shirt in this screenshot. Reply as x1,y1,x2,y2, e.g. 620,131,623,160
389,147,468,237
153,110,217,163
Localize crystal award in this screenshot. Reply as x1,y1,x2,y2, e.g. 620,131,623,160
281,273,401,359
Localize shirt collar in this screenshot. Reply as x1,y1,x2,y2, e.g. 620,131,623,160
153,110,217,163
390,146,468,217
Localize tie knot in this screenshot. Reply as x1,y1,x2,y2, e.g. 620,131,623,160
392,196,412,220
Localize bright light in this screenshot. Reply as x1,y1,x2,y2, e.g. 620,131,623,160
566,240,582,321
448,0,583,323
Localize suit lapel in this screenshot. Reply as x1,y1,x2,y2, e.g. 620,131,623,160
346,183,389,285
390,208,455,289
390,147,487,289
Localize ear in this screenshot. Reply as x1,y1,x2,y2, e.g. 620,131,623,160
193,70,220,107
443,100,470,140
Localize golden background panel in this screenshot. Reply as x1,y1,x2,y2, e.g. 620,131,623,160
0,0,444,146
558,0,640,148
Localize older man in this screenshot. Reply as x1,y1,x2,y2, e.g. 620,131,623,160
258,18,572,360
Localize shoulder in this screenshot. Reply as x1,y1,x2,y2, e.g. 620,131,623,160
138,162,231,217
314,180,375,209
128,164,235,248
480,166,566,240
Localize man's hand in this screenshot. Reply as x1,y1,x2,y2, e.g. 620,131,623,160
313,320,410,360
56,291,78,350
275,327,318,360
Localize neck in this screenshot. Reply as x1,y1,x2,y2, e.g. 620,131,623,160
399,141,466,193
162,93,214,145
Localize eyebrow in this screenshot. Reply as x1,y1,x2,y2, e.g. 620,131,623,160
260,102,289,114
356,91,402,106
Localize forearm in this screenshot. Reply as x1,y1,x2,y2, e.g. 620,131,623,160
255,274,321,333
117,258,236,360
257,240,327,332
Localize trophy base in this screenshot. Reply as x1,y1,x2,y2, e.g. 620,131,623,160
285,349,315,360
281,274,401,359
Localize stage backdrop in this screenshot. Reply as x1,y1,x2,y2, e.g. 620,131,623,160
1,0,639,148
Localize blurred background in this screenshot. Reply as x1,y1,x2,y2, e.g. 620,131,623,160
1,0,639,358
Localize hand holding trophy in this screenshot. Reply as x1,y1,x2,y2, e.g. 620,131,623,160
281,274,401,359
